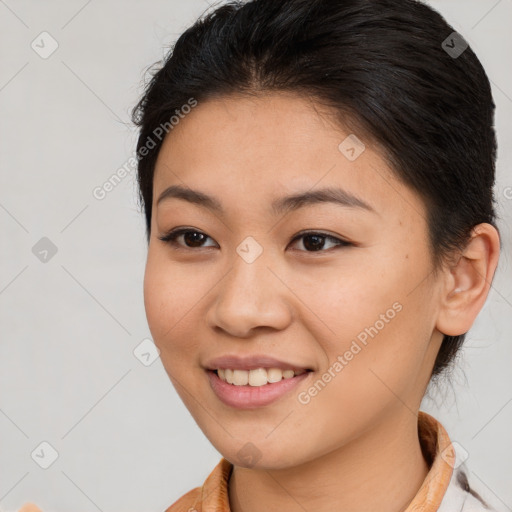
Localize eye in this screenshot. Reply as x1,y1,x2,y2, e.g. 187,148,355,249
288,230,352,252
157,228,218,250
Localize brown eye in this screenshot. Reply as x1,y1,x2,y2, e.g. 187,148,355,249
289,231,351,252
158,228,218,249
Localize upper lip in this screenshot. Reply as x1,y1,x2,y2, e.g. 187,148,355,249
204,354,312,372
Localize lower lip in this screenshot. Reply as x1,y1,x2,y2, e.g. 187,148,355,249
206,370,311,409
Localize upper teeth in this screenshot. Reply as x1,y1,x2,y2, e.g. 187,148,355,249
217,368,306,386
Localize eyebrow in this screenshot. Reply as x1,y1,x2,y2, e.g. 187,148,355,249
156,184,376,216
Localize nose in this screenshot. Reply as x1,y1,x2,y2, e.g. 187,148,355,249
205,250,293,338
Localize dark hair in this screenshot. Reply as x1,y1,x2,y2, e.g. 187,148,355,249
131,0,498,380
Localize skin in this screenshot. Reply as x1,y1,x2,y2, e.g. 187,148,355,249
143,92,500,512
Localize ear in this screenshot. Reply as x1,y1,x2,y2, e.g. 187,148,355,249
436,223,500,337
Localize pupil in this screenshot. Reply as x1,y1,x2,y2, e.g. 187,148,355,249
185,232,205,247
304,235,324,251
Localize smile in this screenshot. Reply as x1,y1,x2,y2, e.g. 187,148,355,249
216,367,308,386
206,369,312,409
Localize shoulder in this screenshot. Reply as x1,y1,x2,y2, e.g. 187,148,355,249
163,486,202,512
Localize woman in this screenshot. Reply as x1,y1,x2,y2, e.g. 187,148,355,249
18,0,504,511
133,0,502,511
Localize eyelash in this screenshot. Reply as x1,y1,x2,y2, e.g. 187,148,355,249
157,228,352,253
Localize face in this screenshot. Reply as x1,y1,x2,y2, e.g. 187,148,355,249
144,92,445,470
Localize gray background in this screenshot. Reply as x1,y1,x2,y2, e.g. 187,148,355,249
0,1,511,511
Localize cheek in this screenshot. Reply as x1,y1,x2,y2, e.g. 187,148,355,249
305,249,433,385
296,305,428,446
295,260,403,342
143,252,203,350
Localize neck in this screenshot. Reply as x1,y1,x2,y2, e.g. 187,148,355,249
228,411,430,512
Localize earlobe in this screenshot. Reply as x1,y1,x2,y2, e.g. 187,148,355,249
436,223,500,337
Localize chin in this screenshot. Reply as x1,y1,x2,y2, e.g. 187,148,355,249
216,440,308,470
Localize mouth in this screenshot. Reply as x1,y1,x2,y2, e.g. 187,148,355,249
204,354,313,374
213,367,310,386
205,368,313,409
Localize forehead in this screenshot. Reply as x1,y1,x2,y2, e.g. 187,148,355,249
152,92,423,222
156,92,351,166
